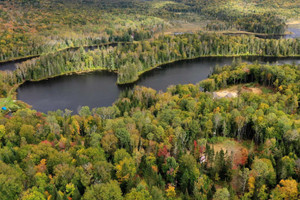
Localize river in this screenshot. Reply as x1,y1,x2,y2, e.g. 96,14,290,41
17,56,300,113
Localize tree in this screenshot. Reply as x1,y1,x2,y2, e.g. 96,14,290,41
235,115,246,140
239,168,250,194
250,158,276,187
76,147,106,165
115,128,131,150
178,154,200,194
93,161,113,183
19,124,36,144
193,175,213,200
279,156,296,180
52,164,76,191
93,106,120,119
200,79,215,92
125,184,152,200
115,157,136,183
257,185,268,200
213,188,230,200
165,184,176,200
83,180,123,200
34,172,48,191
0,125,5,146
79,106,92,117
162,157,179,184
214,150,232,182
101,132,118,155
114,149,131,164
277,179,298,200
0,161,25,200
21,187,46,200
150,186,165,200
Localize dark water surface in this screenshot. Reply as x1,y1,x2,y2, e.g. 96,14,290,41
0,56,39,71
17,56,300,113
0,61,18,71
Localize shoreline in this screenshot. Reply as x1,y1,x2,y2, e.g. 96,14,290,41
12,67,118,99
116,54,300,85
0,55,40,64
13,54,300,90
9,54,300,109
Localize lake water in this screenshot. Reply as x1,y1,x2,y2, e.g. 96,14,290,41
286,27,300,39
0,56,39,71
17,56,300,113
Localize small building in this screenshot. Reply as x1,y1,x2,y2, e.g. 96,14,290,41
200,155,206,163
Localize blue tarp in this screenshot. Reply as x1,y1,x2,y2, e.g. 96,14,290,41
2,107,7,111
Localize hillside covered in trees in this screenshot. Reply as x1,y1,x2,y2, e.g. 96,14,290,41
0,0,299,62
0,0,300,199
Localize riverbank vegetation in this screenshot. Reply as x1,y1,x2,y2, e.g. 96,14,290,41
0,62,299,199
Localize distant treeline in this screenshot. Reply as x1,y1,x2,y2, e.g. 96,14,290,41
0,0,165,62
0,28,156,63
1,0,298,63
171,0,292,34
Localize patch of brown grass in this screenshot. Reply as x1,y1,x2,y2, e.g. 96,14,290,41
211,139,249,170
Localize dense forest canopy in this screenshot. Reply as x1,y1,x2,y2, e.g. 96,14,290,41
0,0,300,199
1,62,300,199
0,0,299,62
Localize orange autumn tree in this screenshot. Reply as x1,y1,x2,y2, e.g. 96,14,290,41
35,159,47,173
233,147,248,168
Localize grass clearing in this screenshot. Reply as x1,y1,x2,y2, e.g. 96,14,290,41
0,97,23,114
211,138,251,170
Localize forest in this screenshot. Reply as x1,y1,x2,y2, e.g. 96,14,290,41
0,0,300,199
0,62,300,199
0,0,299,62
